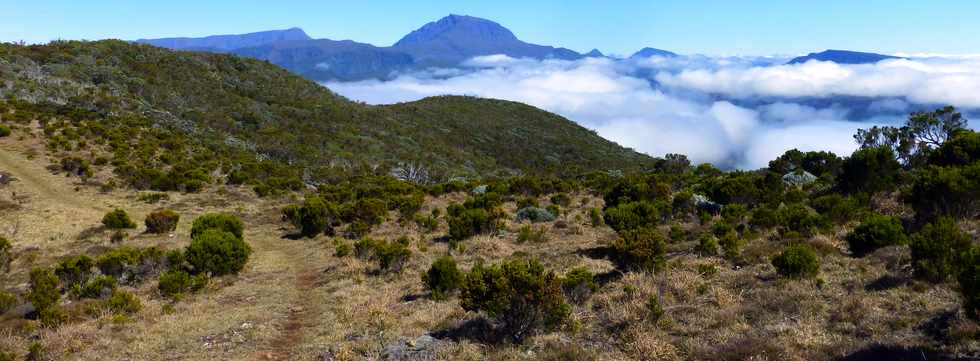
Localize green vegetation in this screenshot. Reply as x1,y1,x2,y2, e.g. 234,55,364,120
157,270,208,298
515,207,556,223
185,228,251,276
422,256,462,300
460,259,569,343
562,267,597,304
846,215,908,257
190,213,244,241
354,238,412,273
145,209,180,234
910,217,972,283
610,227,666,272
27,268,60,312
0,124,10,137
102,209,136,229
772,244,820,279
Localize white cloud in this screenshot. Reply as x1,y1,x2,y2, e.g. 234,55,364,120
324,54,980,169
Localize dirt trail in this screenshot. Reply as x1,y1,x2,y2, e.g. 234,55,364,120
0,148,104,212
250,231,324,361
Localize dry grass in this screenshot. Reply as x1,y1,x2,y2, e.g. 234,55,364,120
1,142,978,360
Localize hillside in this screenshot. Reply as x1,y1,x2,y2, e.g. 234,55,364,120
135,28,312,52
0,40,655,190
788,50,902,65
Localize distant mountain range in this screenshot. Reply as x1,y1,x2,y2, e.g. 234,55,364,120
788,49,902,65
134,15,682,81
134,15,903,81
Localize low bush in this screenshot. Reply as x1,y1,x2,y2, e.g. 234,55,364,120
95,247,141,278
562,267,597,304
516,197,539,209
546,204,561,218
0,237,10,272
604,201,661,232
448,208,498,241
28,268,60,312
284,197,340,238
190,213,243,240
910,217,972,283
0,124,10,137
145,209,180,234
515,207,556,223
846,215,908,257
354,238,411,273
695,234,719,256
460,259,570,343
646,295,665,322
0,291,17,314
611,227,666,272
719,232,743,260
550,193,571,207
185,229,251,276
959,247,980,319
157,270,208,298
516,225,547,243
413,214,439,233
422,256,462,300
102,290,141,314
589,208,604,227
54,255,94,287
811,194,862,224
772,244,820,279
102,209,136,229
77,275,117,299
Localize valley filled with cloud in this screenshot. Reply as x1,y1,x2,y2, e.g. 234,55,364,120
327,54,980,169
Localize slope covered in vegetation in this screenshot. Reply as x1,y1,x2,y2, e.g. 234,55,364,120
0,40,654,192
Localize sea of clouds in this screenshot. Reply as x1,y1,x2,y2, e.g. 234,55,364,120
325,54,980,169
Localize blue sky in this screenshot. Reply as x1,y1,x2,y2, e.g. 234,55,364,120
2,0,978,56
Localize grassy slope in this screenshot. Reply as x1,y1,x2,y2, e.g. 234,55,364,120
0,40,654,181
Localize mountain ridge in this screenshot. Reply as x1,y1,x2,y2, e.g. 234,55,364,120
787,49,903,65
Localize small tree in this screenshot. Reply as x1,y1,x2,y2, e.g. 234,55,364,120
102,209,136,229
957,246,980,320
562,267,597,304
460,259,570,343
422,256,462,300
910,217,972,283
28,268,60,312
846,215,907,257
611,227,666,272
145,209,180,234
185,229,251,276
772,244,820,279
190,213,244,240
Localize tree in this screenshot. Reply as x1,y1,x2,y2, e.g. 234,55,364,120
854,106,967,166
837,147,902,194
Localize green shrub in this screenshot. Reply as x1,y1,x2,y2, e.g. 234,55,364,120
749,205,780,229
562,267,597,304
719,232,743,260
157,270,208,298
0,349,12,361
39,306,67,327
611,227,666,272
0,237,10,272
517,197,538,209
646,295,664,322
422,256,462,300
906,163,980,222
837,146,902,194
77,275,117,299
0,124,10,137
374,241,411,273
137,192,170,204
102,208,136,229
102,290,141,314
448,208,497,241
589,208,604,227
811,194,862,224
603,201,661,232
185,229,251,276
285,197,339,238
515,207,556,223
846,215,908,257
95,247,141,278
550,193,571,207
460,259,570,343
413,214,439,233
910,217,972,283
190,213,244,240
334,242,353,257
28,268,60,312
145,209,180,234
772,244,820,279
54,255,94,287
546,204,561,218
958,247,980,319
695,234,719,256
516,225,547,243
345,198,388,226
721,204,748,224
0,291,17,314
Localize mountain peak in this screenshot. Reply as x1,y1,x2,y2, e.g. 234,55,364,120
630,47,678,59
787,49,901,65
136,28,311,51
585,49,605,57
393,14,518,47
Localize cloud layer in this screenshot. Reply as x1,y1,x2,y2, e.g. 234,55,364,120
325,54,980,169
